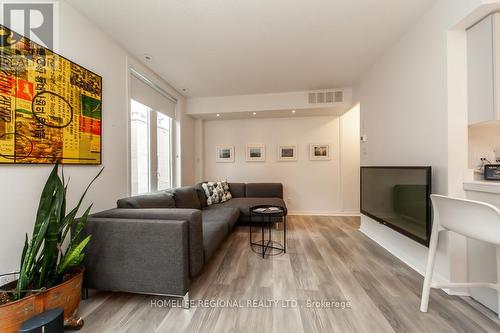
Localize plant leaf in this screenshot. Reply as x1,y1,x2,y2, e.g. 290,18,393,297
16,165,103,298
69,205,92,246
37,198,61,288
33,163,59,236
72,167,104,218
16,210,51,298
59,167,102,249
57,235,91,276
19,234,28,268
16,164,59,298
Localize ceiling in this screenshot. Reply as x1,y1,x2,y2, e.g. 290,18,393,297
67,0,435,97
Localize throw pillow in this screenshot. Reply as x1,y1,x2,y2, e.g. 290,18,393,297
219,180,232,202
202,182,221,205
202,181,233,206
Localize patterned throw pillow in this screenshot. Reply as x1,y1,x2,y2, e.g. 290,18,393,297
202,182,220,206
219,180,232,202
202,181,232,206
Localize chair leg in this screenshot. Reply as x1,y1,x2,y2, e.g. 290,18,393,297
182,292,190,309
420,229,440,313
496,246,500,320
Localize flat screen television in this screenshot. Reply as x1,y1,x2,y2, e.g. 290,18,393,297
360,166,432,246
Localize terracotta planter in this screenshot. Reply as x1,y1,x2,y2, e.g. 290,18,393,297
0,268,83,333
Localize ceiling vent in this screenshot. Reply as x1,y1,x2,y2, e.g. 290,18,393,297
308,90,344,104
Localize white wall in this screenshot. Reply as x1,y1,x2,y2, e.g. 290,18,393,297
340,105,360,212
202,108,359,214
194,119,205,182
355,0,484,285
180,108,196,186
0,2,193,276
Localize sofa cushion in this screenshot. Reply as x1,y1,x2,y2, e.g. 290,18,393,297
204,197,286,217
228,183,246,198
245,183,283,198
172,186,201,209
202,207,240,231
202,220,228,262
116,192,176,209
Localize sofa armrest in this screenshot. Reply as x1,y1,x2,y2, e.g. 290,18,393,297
90,208,204,277
82,217,189,296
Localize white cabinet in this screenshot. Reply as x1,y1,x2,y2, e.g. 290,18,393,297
467,14,500,125
463,185,500,313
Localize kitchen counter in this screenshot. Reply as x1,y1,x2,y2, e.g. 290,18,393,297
463,180,500,194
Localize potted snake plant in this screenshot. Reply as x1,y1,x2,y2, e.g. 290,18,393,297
0,163,103,332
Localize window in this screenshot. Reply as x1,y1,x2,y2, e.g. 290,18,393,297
130,72,176,195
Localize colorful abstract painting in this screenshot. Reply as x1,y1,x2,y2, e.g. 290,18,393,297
0,24,102,164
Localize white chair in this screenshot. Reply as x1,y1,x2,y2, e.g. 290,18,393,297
420,194,500,318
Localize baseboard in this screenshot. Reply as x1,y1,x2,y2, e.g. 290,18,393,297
288,211,360,217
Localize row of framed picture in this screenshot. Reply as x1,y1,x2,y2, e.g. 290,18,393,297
215,143,331,163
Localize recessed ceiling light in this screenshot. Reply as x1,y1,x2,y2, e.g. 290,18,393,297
216,113,220,117
143,54,153,61
253,112,257,116
292,110,296,113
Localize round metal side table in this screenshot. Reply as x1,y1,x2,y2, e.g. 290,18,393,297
249,205,287,258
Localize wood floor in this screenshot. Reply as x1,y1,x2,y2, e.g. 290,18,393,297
78,216,500,333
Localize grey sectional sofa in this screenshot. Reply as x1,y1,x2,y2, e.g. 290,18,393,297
80,182,286,303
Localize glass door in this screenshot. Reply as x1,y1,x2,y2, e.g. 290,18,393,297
157,112,172,190
130,99,173,195
130,99,150,194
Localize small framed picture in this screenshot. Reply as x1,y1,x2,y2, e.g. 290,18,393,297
309,143,331,161
277,144,298,161
246,144,266,162
216,145,235,163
